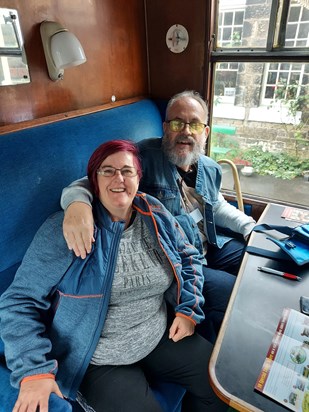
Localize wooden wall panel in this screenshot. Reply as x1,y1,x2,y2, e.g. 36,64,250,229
0,0,148,126
145,0,208,99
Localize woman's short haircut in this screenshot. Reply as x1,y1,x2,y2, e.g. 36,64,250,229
87,139,142,198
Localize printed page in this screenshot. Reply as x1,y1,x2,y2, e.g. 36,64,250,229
281,207,309,224
255,308,309,412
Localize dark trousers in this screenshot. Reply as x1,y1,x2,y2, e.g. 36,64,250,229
79,329,227,412
207,238,246,276
197,238,246,343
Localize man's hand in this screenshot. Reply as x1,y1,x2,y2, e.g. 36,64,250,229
63,202,95,259
13,378,63,412
169,316,195,342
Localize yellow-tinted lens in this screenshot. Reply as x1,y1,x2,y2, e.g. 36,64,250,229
168,120,205,134
190,122,205,134
169,120,184,132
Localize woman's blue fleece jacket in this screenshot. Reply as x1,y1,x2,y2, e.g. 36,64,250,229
0,192,205,401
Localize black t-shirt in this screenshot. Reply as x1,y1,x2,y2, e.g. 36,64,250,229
176,164,197,188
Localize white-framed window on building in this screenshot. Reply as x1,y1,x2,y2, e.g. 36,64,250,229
215,4,244,102
215,62,239,103
264,63,305,101
285,2,309,47
262,2,308,106
217,9,245,47
209,0,309,208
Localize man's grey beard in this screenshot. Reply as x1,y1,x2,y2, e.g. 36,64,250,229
162,134,205,168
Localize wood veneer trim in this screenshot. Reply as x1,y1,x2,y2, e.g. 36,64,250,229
0,96,146,135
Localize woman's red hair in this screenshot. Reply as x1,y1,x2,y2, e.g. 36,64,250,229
87,139,142,198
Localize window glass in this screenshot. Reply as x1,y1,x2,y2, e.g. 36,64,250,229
0,8,30,85
211,60,309,207
1,21,19,47
217,0,271,48
285,4,309,47
211,0,309,207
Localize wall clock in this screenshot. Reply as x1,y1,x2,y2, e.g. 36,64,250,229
166,24,189,53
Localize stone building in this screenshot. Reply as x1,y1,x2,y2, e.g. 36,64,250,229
212,0,309,166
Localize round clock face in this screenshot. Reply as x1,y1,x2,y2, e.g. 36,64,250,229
166,24,189,53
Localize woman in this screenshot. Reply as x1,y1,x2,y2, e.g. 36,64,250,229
0,140,226,412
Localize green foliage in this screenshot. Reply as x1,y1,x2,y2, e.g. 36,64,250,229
269,79,309,157
211,132,239,150
241,146,309,179
231,31,241,46
212,78,309,179
210,132,242,162
272,79,309,117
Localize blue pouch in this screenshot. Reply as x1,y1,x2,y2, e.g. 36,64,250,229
246,223,309,266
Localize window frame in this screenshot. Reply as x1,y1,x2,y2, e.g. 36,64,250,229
210,0,308,63
0,9,23,56
205,0,309,206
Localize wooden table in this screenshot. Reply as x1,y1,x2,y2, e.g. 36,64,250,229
209,203,309,411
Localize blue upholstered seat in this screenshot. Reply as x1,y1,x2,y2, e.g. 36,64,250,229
0,99,185,412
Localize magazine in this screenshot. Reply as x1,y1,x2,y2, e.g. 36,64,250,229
255,308,309,411
281,207,309,224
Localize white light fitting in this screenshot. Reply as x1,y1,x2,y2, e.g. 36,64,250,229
40,21,86,81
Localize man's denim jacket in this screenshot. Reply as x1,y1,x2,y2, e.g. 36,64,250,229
61,137,255,261
138,138,255,257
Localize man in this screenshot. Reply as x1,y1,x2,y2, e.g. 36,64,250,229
61,90,255,342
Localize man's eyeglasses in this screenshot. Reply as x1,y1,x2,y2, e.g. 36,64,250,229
97,166,138,177
167,119,207,134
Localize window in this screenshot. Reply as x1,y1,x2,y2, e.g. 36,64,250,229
0,8,30,85
263,62,306,101
215,4,244,103
209,0,309,208
217,8,245,47
285,3,309,47
215,62,239,103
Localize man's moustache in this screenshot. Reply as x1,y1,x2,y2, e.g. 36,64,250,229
175,135,195,144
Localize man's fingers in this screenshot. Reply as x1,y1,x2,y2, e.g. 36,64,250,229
63,232,74,250
72,235,88,259
62,202,94,256
63,225,94,259
63,232,86,258
82,232,94,254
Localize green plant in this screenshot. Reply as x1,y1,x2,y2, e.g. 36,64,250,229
273,79,308,116
242,146,309,179
229,31,241,47
210,132,242,161
211,132,239,149
270,79,309,158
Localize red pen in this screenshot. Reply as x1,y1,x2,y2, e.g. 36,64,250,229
257,266,301,281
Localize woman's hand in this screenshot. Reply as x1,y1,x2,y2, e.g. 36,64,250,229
169,316,195,342
13,378,63,412
63,202,95,259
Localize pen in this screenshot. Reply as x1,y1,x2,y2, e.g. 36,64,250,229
257,266,301,281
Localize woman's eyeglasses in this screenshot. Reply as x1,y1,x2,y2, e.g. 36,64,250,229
97,166,138,177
